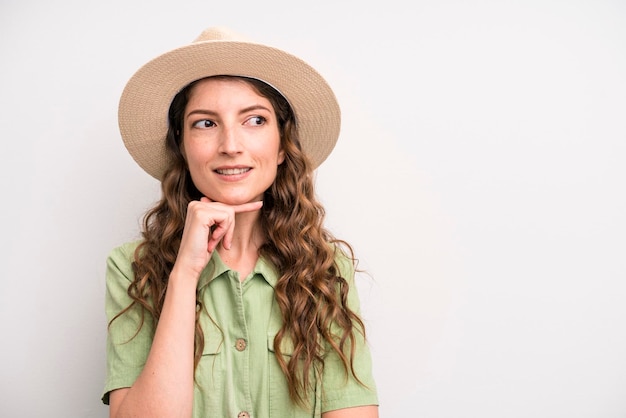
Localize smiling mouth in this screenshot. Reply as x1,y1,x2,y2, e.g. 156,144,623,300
215,167,251,175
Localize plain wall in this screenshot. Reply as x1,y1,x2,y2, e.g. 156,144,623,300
1,0,625,417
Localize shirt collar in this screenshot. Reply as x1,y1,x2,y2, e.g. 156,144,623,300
253,255,280,288
197,251,279,289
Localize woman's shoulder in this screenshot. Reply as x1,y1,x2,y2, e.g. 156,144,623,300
105,239,144,279
108,239,143,259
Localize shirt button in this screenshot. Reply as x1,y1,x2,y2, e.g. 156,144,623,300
235,338,247,351
237,412,250,418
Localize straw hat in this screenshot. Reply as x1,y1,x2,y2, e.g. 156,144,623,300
118,26,341,180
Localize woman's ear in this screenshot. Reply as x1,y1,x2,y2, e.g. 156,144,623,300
277,148,285,165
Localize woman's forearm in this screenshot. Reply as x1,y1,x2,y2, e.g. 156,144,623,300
110,270,198,418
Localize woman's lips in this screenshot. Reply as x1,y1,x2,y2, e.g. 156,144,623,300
215,167,251,175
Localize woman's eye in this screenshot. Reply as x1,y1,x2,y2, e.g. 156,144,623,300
192,119,215,128
247,116,266,126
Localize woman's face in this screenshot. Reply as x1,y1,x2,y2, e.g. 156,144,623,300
182,77,285,205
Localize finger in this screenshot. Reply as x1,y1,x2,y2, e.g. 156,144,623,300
232,200,263,214
198,196,261,214
207,211,233,252
193,199,261,252
207,222,227,252
221,222,234,251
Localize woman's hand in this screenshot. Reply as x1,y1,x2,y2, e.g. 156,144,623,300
173,197,263,279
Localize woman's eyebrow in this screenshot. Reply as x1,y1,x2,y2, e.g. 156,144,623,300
238,104,272,114
186,104,272,119
186,109,217,118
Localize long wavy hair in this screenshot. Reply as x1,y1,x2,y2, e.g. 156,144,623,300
112,75,366,405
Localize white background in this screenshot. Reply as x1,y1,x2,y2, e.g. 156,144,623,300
1,0,625,417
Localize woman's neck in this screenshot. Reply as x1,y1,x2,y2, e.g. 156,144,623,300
216,210,263,280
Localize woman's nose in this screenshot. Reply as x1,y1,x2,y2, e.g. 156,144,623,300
218,126,242,155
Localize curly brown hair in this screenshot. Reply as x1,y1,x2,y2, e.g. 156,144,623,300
113,75,366,406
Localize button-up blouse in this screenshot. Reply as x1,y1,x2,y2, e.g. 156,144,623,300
102,241,378,417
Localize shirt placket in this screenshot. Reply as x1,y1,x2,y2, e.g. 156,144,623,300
231,271,253,418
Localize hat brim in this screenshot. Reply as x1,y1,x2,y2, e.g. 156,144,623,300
119,39,341,180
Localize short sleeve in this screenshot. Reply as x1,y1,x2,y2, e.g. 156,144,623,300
102,241,154,404
321,251,378,412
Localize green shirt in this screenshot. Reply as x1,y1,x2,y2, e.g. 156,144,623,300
102,241,378,417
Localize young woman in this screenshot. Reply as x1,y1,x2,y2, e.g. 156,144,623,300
103,27,378,418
